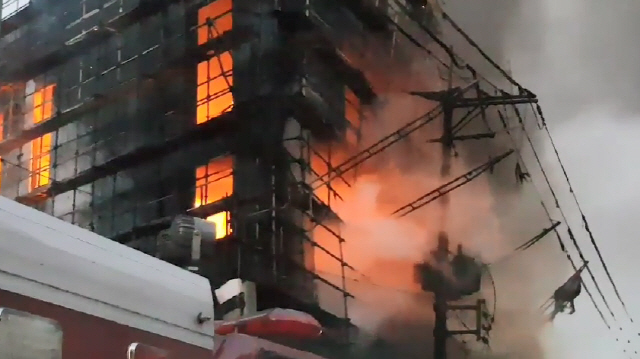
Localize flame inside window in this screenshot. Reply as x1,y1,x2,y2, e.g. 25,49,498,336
29,84,55,191
197,52,233,124
196,0,233,124
197,0,232,45
205,211,230,240
194,156,233,239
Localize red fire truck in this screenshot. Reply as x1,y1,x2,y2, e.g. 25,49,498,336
0,196,327,359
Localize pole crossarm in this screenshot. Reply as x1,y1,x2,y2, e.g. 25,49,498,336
311,106,443,188
311,83,484,189
454,94,538,108
426,132,497,144
447,300,486,340
392,149,515,217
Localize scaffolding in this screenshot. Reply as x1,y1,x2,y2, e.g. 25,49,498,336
0,0,382,342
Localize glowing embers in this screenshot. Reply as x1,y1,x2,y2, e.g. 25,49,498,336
29,84,55,191
196,52,233,124
197,0,232,45
194,156,233,240
344,88,362,146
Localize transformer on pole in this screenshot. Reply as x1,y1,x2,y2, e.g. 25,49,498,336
414,232,489,359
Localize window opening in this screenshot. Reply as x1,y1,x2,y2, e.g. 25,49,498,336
196,52,233,124
0,307,63,359
1,0,30,20
196,0,233,124
29,84,55,191
197,0,232,45
194,156,233,239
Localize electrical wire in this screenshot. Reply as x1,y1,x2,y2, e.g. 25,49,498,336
407,3,628,330
380,13,617,329
473,104,612,328
510,105,618,322
440,11,528,95
369,2,637,352
480,105,610,327
314,0,626,343
536,108,634,324
444,96,611,329
388,19,618,334
500,111,640,355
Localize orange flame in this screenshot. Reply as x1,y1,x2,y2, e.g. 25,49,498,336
205,211,230,240
196,52,233,123
197,0,232,46
30,84,55,191
196,0,233,124
194,156,233,240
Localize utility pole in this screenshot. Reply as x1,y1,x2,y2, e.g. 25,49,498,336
433,287,449,359
416,235,489,359
433,292,487,359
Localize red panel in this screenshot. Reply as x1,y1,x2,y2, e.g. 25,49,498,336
214,309,322,339
0,289,212,359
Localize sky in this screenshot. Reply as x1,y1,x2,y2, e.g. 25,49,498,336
447,0,640,357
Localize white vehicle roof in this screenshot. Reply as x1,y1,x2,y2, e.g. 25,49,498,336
0,196,215,349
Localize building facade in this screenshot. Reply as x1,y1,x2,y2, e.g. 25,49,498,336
0,0,445,349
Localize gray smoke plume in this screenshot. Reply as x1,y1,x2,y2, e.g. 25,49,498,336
445,0,640,357
314,56,555,359
311,2,600,358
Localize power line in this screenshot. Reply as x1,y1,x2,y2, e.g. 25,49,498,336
376,2,634,351
391,149,514,217
440,11,529,95
485,105,611,328
538,111,634,324
331,0,628,345
436,4,632,331
510,104,618,323
439,16,630,347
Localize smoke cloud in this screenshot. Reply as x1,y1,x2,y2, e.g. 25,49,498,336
311,15,566,357
442,0,640,358
311,0,640,357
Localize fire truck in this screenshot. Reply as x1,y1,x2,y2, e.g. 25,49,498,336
0,196,327,359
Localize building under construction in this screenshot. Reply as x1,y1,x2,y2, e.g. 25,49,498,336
0,0,398,332
0,0,553,358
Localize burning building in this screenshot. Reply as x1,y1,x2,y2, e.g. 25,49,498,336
0,0,541,358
